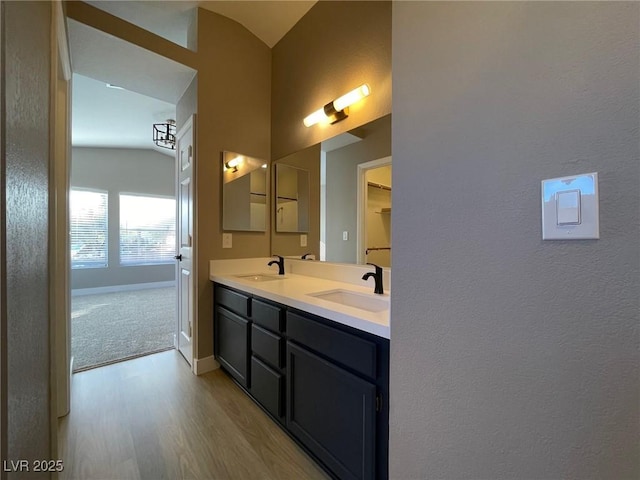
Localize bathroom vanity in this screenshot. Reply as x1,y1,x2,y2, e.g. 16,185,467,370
211,260,390,480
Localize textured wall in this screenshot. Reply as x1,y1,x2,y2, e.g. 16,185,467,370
194,9,272,358
391,2,639,479
325,115,391,263
271,1,391,160
4,0,53,472
70,147,176,289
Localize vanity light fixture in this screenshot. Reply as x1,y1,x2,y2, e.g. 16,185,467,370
261,163,267,169
153,119,176,150
303,84,371,128
224,155,243,172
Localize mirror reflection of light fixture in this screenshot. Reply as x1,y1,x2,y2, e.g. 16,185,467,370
303,84,371,127
153,119,176,150
224,155,243,172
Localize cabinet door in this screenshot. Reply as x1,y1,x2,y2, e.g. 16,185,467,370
214,306,249,387
287,341,376,480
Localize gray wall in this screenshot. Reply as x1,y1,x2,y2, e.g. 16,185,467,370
71,147,176,289
3,1,54,474
391,3,639,479
325,114,391,263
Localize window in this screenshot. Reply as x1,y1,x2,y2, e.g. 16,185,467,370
70,189,108,269
119,194,176,266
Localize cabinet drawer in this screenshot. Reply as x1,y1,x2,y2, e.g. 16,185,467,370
251,356,284,419
252,324,284,369
287,311,377,380
251,298,284,333
215,284,249,317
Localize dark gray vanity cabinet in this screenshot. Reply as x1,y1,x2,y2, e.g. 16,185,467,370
213,283,389,480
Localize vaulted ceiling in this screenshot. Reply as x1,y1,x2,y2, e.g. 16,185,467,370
71,1,317,153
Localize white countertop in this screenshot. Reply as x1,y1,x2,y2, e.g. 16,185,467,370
210,269,390,339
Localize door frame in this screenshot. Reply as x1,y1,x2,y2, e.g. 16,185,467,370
50,0,72,420
356,156,392,265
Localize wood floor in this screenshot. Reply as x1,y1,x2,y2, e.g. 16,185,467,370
58,350,328,480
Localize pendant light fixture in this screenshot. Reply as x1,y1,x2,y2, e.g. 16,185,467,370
153,119,176,150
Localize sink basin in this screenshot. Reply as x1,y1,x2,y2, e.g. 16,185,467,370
235,274,285,282
308,289,389,313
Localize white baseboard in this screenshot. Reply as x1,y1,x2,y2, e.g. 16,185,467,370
72,281,176,297
194,355,220,375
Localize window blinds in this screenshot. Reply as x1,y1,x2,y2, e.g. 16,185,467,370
119,194,176,266
70,189,108,269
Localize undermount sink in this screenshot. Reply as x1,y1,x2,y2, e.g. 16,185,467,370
308,289,389,313
235,274,285,282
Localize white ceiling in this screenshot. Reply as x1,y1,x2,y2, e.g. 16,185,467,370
68,18,196,103
70,1,315,152
72,73,177,154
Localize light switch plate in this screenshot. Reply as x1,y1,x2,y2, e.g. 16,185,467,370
222,233,232,248
343,231,349,241
541,172,599,240
300,234,307,247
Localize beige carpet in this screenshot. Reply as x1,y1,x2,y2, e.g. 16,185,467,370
71,287,176,371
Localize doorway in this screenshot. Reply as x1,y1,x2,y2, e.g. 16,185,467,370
357,157,392,266
69,73,178,371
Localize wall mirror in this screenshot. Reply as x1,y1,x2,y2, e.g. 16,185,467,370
271,114,391,265
275,164,310,233
222,151,268,232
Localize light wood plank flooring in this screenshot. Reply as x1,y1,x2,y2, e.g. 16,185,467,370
58,350,328,480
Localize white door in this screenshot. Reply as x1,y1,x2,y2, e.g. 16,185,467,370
176,115,196,366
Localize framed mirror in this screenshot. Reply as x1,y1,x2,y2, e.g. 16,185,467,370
222,151,268,232
275,164,310,232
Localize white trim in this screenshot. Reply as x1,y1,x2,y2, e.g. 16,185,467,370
356,156,392,264
193,355,219,375
54,1,71,81
71,281,176,297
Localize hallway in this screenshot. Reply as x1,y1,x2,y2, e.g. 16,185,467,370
58,350,327,480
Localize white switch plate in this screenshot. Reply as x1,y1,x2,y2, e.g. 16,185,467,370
541,172,599,240
343,231,349,241
300,234,307,247
222,233,232,248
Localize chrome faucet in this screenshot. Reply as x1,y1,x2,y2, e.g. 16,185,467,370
268,255,285,275
362,263,384,295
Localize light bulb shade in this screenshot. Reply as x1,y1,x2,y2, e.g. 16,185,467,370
332,84,370,112
224,155,243,172
303,108,330,127
227,156,242,168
